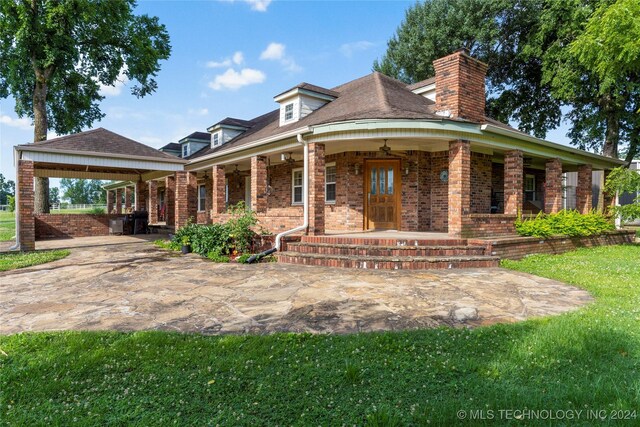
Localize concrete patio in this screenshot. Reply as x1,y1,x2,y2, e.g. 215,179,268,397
0,236,593,335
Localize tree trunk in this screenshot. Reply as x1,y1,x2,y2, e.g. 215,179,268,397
33,73,50,213
625,120,639,166
602,102,620,159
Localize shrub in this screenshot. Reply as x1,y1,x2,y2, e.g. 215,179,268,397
89,207,105,214
207,249,230,263
7,196,15,212
605,166,640,223
515,210,615,238
225,201,258,253
236,253,252,264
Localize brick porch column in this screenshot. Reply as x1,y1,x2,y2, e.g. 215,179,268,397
164,175,175,226
148,180,158,224
17,160,35,251
308,143,325,235
106,190,115,213
544,158,563,213
135,180,148,211
448,140,471,237
212,165,226,215
174,171,197,229
504,150,523,215
124,186,132,211
601,169,616,214
115,188,123,214
251,156,268,213
203,173,213,224
576,164,593,214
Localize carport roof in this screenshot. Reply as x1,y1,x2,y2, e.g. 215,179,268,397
17,128,185,164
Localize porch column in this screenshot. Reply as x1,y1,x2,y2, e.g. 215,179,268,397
251,156,268,213
203,173,213,224
308,143,325,235
164,175,175,226
544,158,563,213
17,160,35,251
212,165,226,215
174,171,197,229
576,164,593,214
448,140,471,237
106,190,115,213
504,150,523,215
148,180,158,224
124,186,132,211
135,180,148,212
115,188,123,214
600,169,616,214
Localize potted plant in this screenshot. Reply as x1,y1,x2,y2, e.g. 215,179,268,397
181,236,191,254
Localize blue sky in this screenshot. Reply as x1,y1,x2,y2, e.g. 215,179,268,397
0,0,571,187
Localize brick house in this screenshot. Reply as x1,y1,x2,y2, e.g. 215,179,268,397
13,49,626,262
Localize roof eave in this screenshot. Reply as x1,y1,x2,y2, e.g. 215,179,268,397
15,144,188,164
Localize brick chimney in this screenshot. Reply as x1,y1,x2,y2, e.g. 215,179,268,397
433,48,488,122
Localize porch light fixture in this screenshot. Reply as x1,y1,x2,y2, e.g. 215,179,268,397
281,152,296,165
354,163,361,175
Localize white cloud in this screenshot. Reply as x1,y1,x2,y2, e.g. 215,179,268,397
260,42,302,73
187,108,209,116
340,40,375,58
206,51,244,68
208,68,266,90
221,0,272,12
99,68,129,97
260,42,285,60
0,114,32,130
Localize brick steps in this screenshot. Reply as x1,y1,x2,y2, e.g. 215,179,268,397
286,242,486,257
277,251,500,270
300,235,470,246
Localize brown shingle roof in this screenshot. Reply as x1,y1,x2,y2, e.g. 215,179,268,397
18,128,182,161
274,82,339,99
189,72,442,161
180,131,210,142
406,77,436,91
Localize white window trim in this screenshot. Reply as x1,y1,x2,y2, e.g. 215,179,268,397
213,133,220,146
325,162,336,204
284,102,294,122
198,184,206,212
291,167,303,205
525,174,536,201
182,143,189,158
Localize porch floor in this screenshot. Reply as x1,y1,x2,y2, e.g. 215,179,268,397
324,230,454,240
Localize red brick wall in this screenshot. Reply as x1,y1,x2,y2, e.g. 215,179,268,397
492,162,504,213
175,171,197,229
106,190,115,214
430,151,449,231
148,180,158,224
18,160,35,251
251,156,268,213
504,150,523,214
135,180,148,212
196,175,213,225
433,49,488,122
308,143,325,235
124,187,132,211
545,158,563,213
34,214,121,239
460,214,521,237
325,152,364,231
227,172,246,206
473,230,635,260
164,175,175,226
577,164,593,214
471,152,492,214
115,188,123,214
448,140,471,236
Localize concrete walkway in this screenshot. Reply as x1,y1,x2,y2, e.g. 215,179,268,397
0,237,593,335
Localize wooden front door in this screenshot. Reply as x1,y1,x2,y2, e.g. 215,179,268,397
364,159,401,230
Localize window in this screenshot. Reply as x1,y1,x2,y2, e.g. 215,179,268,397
213,133,220,146
325,163,336,203
182,144,189,158
198,184,206,212
284,103,294,121
292,168,303,204
524,174,536,201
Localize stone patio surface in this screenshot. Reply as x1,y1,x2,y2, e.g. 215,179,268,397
0,236,593,335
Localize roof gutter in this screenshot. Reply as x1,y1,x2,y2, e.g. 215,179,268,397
480,124,625,167
16,145,187,164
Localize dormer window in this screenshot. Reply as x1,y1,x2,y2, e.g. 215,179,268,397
213,133,220,146
284,103,294,121
182,144,189,157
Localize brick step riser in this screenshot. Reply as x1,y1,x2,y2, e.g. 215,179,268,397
286,246,486,257
300,236,469,246
277,255,499,270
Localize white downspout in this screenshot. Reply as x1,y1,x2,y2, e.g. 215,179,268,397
274,133,309,250
9,148,20,250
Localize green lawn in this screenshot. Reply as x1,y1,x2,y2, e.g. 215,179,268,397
0,210,15,241
0,249,70,271
0,245,639,425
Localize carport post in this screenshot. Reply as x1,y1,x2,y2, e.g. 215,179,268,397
17,160,36,251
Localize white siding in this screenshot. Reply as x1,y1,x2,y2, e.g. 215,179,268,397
299,95,327,119
222,129,243,144
21,151,183,171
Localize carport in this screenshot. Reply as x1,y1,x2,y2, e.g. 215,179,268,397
13,128,187,251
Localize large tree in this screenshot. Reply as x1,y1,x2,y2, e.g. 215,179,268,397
0,173,15,205
0,0,171,213
60,179,105,205
374,0,639,160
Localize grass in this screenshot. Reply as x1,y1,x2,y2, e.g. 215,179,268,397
0,210,15,241
0,245,639,425
0,249,70,272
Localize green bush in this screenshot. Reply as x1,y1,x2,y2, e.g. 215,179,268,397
236,253,252,264
225,201,258,253
89,207,105,214
207,249,230,263
7,196,15,212
515,210,615,238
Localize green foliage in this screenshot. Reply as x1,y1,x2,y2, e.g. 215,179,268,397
171,203,260,257
515,210,615,237
236,253,252,264
0,210,15,241
88,207,105,214
153,238,180,251
1,246,640,424
48,187,60,206
0,249,69,271
0,0,171,135
0,173,14,205
60,179,106,204
206,249,230,263
605,166,640,222
7,195,15,213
